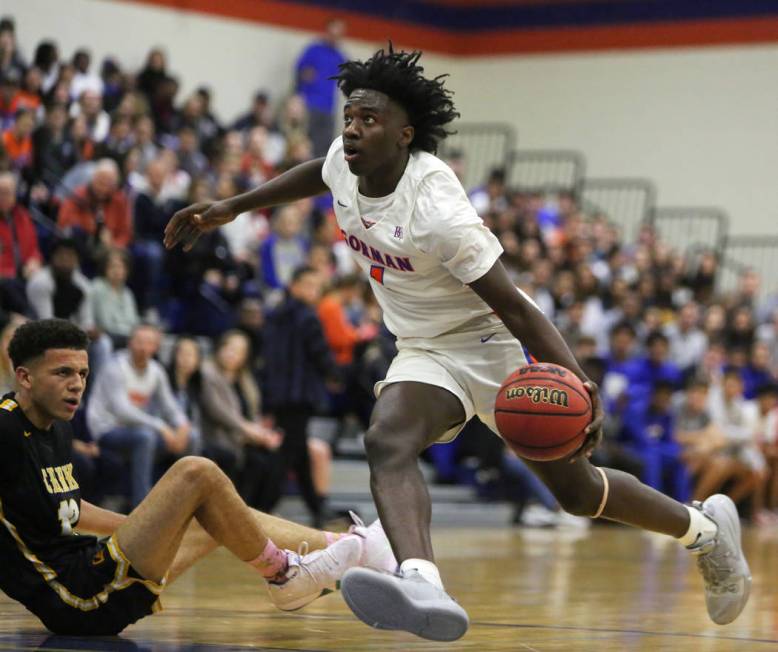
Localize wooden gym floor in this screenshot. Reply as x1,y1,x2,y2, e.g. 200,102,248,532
1,525,777,651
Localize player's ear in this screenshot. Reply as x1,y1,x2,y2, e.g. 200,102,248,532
399,125,414,149
15,366,32,391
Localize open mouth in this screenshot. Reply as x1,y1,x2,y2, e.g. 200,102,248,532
63,398,79,411
343,143,361,163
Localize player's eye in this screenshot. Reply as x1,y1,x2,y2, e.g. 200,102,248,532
343,116,352,125
364,116,375,125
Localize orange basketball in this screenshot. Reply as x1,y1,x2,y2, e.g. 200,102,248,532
494,363,592,461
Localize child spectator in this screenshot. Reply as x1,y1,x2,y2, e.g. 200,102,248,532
91,248,140,348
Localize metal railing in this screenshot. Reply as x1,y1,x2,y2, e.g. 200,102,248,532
718,235,778,300
648,207,729,257
507,149,585,195
581,178,656,242
438,122,516,191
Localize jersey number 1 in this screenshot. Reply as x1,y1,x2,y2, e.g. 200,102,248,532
57,499,80,536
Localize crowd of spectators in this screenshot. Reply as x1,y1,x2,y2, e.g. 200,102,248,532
2,14,778,527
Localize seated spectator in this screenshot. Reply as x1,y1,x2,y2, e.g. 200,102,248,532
2,107,34,172
136,48,168,102
199,330,284,510
86,323,191,509
69,49,103,101
69,88,110,143
26,238,93,328
176,125,208,178
757,308,778,370
32,40,60,97
741,341,776,400
16,67,43,115
91,248,140,348
263,266,339,527
0,314,25,394
0,69,21,130
131,158,178,312
0,172,42,313
100,57,125,113
697,368,766,513
665,301,708,380
260,204,309,291
620,381,691,501
232,90,272,133
674,379,725,477
0,18,25,82
32,102,78,185
623,331,682,408
58,158,132,261
726,305,756,352
133,115,159,172
167,336,204,455
754,383,778,522
94,115,134,170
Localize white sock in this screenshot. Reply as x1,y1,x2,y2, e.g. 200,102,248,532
400,558,443,589
679,505,718,548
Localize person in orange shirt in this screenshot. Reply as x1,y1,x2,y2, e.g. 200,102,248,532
2,107,34,172
57,158,132,253
317,274,377,366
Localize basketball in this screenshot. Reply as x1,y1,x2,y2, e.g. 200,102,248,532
494,363,592,461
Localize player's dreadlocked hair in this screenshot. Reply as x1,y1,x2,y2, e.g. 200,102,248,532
333,44,460,154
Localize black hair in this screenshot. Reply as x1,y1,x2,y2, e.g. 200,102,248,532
333,44,459,153
49,237,80,258
8,319,88,369
290,265,317,284
646,331,669,347
610,321,637,338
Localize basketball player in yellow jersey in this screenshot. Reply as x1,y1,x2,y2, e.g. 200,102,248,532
165,46,750,642
0,319,395,635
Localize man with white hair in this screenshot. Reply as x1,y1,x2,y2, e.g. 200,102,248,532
57,158,132,254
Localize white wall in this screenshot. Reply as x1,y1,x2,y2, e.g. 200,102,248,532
6,0,777,233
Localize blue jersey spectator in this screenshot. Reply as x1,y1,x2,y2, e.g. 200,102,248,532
624,331,682,409
295,19,347,156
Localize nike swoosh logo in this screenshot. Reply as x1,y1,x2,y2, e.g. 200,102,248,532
337,199,349,207
480,333,496,343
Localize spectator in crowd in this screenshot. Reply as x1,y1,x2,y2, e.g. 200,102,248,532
200,330,284,510
2,107,34,172
16,66,43,114
260,203,308,291
665,301,708,380
674,379,725,478
757,308,778,370
624,331,682,408
0,18,25,81
86,323,190,509
263,266,339,527
91,248,140,348
753,383,778,522
25,238,93,328
232,90,272,133
57,158,132,259
31,40,59,96
0,171,41,313
32,102,77,184
176,125,208,178
621,381,691,501
295,18,347,157
132,157,177,312
0,69,21,130
469,168,508,218
69,88,110,143
741,341,776,400
318,274,376,367
100,57,124,113
697,368,766,513
0,313,25,394
137,48,168,99
70,48,103,100
166,336,204,454
726,305,756,352
133,114,159,172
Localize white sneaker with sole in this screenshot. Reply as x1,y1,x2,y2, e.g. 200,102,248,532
267,536,363,611
341,566,469,641
689,494,752,625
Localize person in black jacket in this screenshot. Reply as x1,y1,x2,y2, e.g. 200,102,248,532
262,266,339,527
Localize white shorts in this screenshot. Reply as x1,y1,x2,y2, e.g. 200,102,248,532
374,323,527,443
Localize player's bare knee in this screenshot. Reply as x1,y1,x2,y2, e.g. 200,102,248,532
364,423,419,471
172,456,221,490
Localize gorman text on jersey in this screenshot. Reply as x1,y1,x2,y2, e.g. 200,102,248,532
340,230,415,272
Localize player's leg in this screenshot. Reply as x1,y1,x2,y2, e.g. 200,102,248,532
526,455,751,624
115,456,366,610
341,381,471,642
166,508,333,583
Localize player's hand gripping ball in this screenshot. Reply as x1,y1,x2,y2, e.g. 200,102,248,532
494,363,592,461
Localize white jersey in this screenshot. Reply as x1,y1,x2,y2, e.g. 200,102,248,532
322,137,503,338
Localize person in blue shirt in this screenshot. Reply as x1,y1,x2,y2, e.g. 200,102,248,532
295,19,347,157
621,381,691,501
623,331,682,410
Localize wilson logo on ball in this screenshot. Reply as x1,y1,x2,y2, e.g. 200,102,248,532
519,365,566,378
505,385,569,408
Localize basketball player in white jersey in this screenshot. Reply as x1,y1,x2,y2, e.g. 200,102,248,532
165,46,750,641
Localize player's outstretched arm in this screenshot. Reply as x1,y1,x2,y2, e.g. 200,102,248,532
469,260,605,459
164,157,328,251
